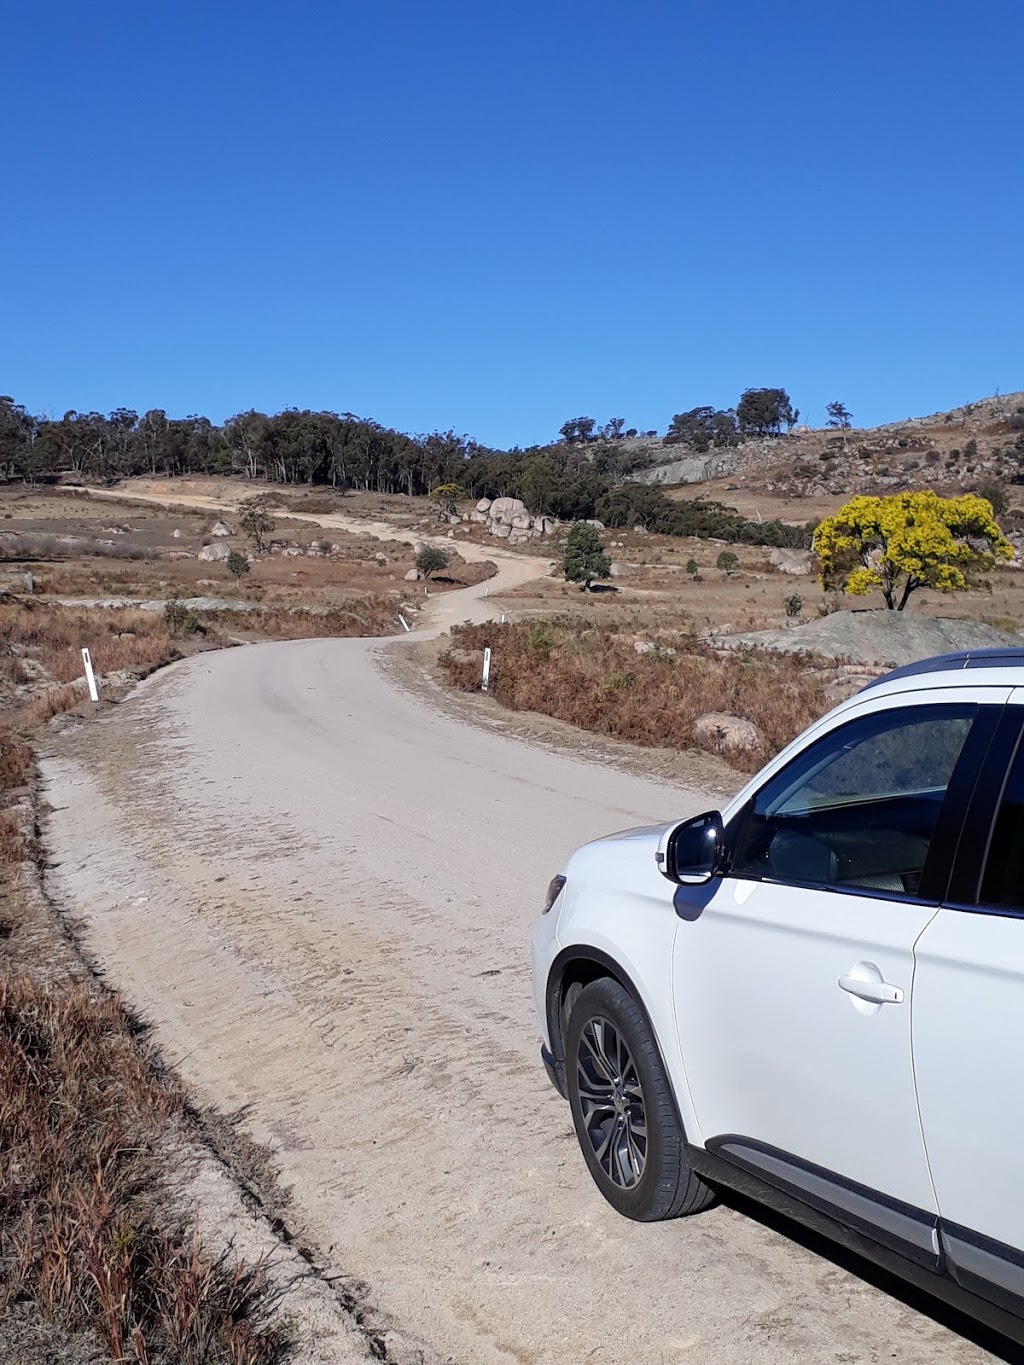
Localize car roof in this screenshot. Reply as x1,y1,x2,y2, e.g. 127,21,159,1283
863,647,1024,692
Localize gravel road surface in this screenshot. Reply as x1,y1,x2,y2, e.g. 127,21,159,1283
37,508,1005,1363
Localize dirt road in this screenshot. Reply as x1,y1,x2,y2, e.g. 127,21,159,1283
37,482,1003,1362
37,619,1005,1363
78,482,553,625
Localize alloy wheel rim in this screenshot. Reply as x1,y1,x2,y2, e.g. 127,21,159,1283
576,1015,648,1188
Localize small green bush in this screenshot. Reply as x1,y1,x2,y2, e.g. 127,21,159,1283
164,600,203,636
227,550,250,579
415,546,450,580
716,550,739,574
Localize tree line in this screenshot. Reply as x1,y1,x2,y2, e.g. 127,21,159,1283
0,390,817,548
0,398,487,495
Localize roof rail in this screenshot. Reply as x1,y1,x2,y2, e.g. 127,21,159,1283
862,647,1024,691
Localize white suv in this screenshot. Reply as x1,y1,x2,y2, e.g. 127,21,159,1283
533,649,1024,1344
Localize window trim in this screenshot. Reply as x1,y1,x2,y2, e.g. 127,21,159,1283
944,706,1024,918
723,703,1000,907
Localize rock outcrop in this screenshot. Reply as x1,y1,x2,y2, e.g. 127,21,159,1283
472,497,561,544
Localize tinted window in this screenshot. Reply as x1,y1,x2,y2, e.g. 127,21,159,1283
980,743,1024,909
731,706,975,897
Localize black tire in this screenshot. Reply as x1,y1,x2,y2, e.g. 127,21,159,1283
564,977,716,1221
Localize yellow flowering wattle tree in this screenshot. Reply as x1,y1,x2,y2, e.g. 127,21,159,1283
813,491,1013,611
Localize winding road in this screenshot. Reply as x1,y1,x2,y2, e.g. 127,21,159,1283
37,499,1004,1363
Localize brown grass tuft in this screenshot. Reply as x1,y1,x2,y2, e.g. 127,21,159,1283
0,975,286,1363
0,601,177,685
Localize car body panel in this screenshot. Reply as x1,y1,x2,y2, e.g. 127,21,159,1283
914,909,1024,1285
672,877,941,1212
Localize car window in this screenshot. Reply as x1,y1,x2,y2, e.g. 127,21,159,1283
731,706,976,897
979,741,1024,909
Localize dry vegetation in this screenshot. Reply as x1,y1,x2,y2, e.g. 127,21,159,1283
0,601,292,1361
0,978,285,1364
439,618,830,773
0,488,432,1361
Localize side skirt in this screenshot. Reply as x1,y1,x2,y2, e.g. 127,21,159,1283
687,1144,1024,1347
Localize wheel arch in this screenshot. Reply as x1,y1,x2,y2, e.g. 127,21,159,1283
546,944,691,1138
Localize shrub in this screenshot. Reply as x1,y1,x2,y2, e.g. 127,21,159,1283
428,483,462,519
685,559,699,578
977,478,1009,517
415,546,450,580
785,593,804,618
438,618,829,773
716,551,739,574
238,500,275,551
226,550,250,580
164,600,203,636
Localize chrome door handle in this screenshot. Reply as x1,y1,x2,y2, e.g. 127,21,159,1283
838,975,904,1005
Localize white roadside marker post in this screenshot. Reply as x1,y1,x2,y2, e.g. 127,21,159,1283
398,614,411,632
481,647,492,692
81,648,99,703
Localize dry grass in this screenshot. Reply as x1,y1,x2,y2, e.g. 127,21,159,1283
439,618,830,772
0,975,285,1364
0,585,414,1360
1,601,177,686
217,597,402,639
0,605,289,1359
0,532,156,561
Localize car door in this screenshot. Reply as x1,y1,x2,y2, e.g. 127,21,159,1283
672,688,1008,1266
912,691,1024,1313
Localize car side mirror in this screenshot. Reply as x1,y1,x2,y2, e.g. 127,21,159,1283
656,810,726,885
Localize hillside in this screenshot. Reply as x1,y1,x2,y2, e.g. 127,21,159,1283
629,390,1024,500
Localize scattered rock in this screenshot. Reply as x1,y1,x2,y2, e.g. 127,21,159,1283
768,548,814,576
404,568,421,581
172,528,182,539
693,713,764,754
634,640,656,654
475,498,493,513
198,542,231,562
210,520,232,537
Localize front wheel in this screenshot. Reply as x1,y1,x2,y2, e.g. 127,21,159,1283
564,977,716,1221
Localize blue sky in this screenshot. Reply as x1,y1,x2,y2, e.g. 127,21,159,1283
3,1,1022,448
